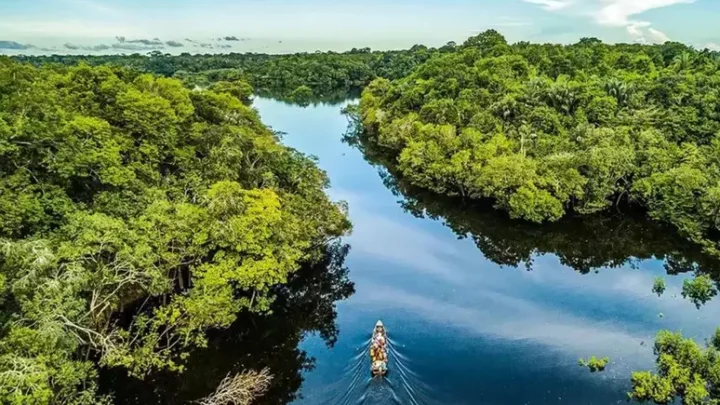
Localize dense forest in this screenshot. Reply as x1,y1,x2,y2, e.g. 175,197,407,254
13,45,442,100
357,30,720,258
0,58,350,404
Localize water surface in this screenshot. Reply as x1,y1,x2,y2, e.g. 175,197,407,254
253,97,720,405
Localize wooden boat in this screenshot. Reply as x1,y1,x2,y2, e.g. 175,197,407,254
370,320,388,376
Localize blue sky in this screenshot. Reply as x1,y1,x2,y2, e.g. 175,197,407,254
0,0,718,54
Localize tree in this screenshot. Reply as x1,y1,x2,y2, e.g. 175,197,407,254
578,356,609,372
629,330,720,404
354,31,720,264
0,60,351,404
682,275,718,308
653,277,667,296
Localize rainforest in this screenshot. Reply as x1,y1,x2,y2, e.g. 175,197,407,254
4,28,720,405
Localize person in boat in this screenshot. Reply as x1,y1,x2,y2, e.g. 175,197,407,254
370,340,386,362
374,321,386,337
372,333,386,348
370,320,388,375
372,359,387,374
371,343,386,359
373,321,386,347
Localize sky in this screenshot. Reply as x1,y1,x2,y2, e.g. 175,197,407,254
0,0,719,55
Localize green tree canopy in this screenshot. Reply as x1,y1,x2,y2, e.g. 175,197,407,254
356,30,720,260
0,58,350,404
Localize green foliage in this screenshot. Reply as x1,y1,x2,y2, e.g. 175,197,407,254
653,277,667,296
682,274,718,308
578,356,609,372
344,116,720,277
289,85,314,106
14,46,438,98
629,329,720,404
356,30,720,260
103,241,354,404
0,59,350,404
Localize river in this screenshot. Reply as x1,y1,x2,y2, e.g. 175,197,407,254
103,97,720,405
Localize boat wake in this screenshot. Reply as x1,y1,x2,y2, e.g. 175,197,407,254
312,335,440,405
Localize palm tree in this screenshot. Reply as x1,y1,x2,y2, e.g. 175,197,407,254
545,83,578,115
693,49,715,70
672,52,693,71
603,78,632,108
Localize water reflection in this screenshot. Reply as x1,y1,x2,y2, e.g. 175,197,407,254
250,98,720,405
99,242,354,405
344,118,720,279
254,89,360,108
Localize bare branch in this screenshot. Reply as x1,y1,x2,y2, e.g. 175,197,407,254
199,368,272,405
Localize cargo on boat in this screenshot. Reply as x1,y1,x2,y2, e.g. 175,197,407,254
370,320,388,376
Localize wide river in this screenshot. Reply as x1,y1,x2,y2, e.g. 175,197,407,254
104,97,720,405
255,97,720,405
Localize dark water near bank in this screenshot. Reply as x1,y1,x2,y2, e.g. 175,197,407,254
103,98,720,405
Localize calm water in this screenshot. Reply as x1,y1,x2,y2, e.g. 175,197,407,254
254,98,720,405
103,98,720,405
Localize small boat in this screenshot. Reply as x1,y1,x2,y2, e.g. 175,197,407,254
370,320,388,376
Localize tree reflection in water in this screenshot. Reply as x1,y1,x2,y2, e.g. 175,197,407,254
344,116,720,279
99,242,354,405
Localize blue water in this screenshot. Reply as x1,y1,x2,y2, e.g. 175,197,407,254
253,97,720,405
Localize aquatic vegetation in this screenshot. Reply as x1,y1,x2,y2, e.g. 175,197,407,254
653,277,667,296
578,356,609,372
682,275,718,309
629,329,720,404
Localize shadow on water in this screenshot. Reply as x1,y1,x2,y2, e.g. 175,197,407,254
98,242,355,405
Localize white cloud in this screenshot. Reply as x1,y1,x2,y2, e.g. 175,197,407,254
647,27,670,43
705,42,720,51
523,0,575,11
626,21,651,43
593,0,695,27
594,0,691,43
524,0,691,43
625,22,670,44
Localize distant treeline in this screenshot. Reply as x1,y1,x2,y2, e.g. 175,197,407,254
12,45,451,98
